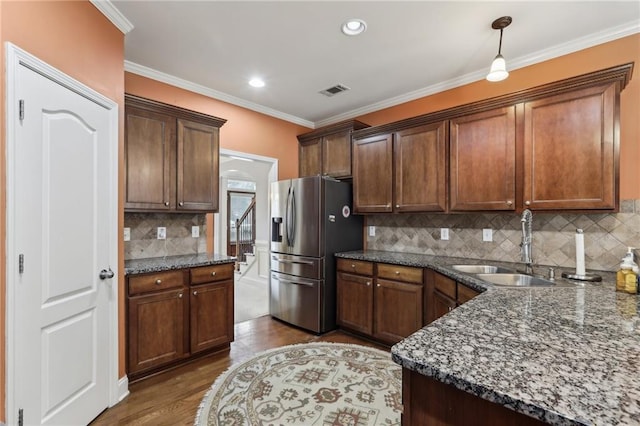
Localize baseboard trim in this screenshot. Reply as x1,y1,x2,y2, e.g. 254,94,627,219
117,375,130,404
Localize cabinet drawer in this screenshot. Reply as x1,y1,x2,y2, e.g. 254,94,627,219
458,283,480,304
337,258,373,276
377,263,423,284
433,273,456,299
191,263,234,285
128,270,186,296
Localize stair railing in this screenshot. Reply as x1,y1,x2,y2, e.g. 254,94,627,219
235,196,256,271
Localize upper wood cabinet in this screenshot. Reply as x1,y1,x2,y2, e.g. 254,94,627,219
298,120,368,179
450,106,516,211
523,83,617,210
353,122,448,214
125,94,226,212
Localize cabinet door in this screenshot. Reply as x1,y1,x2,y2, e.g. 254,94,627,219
353,134,393,213
336,272,373,335
374,279,423,344
299,137,322,177
125,106,175,210
395,122,447,212
190,280,234,354
322,131,352,178
450,106,516,211
523,83,617,210
177,119,219,211
127,289,187,375
430,290,457,323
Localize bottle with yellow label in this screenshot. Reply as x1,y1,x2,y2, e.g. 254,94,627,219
616,247,638,294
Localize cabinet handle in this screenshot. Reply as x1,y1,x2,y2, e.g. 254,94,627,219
448,306,452,312
155,279,162,285
395,271,400,275
377,283,380,287
506,200,513,206
351,264,356,268
211,271,217,276
366,281,371,286
179,202,184,207
178,293,183,298
164,201,169,206
386,203,391,208
395,204,400,208
525,200,531,206
193,290,198,296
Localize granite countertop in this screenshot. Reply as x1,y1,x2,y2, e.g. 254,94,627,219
125,253,236,275
336,250,640,426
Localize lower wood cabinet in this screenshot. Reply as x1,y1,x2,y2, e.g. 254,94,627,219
426,269,480,324
336,271,374,335
373,278,423,344
127,262,234,381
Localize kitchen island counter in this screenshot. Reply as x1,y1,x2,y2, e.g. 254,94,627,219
336,250,640,425
124,253,236,275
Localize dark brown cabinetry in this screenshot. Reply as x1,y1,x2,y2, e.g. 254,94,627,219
298,120,369,179
523,83,618,210
125,94,226,212
450,107,516,211
425,269,480,324
353,122,447,214
127,263,234,381
336,259,424,345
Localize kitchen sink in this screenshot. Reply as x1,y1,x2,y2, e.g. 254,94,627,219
451,265,514,274
475,273,575,287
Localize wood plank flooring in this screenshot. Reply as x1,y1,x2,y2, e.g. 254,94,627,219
90,316,388,425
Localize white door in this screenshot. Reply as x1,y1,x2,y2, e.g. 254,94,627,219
6,45,118,425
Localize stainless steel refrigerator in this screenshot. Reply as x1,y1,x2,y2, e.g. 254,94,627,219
269,176,363,333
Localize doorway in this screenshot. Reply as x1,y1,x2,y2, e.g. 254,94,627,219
227,190,256,260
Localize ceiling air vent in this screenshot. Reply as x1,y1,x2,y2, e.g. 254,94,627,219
319,84,350,97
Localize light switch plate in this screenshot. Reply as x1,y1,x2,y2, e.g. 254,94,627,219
157,227,166,240
369,226,376,237
123,227,130,242
483,228,493,242
440,228,449,241
192,226,200,238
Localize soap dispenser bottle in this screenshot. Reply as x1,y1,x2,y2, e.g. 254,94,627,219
616,247,638,294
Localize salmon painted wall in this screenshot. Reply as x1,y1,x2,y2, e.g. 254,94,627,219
357,34,640,199
125,73,310,181
0,1,125,420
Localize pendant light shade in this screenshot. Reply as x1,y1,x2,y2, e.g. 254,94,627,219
486,16,512,82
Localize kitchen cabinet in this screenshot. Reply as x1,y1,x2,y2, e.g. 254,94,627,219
126,262,234,381
353,122,447,213
297,120,369,179
336,259,424,345
523,82,617,210
450,106,516,211
124,94,226,212
425,269,480,324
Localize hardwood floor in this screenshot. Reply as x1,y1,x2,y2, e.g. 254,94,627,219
91,315,388,425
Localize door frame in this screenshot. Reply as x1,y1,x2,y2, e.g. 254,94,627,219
4,43,121,422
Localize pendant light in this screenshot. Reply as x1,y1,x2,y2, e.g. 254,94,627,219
486,16,512,82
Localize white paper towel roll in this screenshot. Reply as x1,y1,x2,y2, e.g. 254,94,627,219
575,229,586,276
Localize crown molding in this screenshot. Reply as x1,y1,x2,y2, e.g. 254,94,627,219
124,61,315,128
90,0,134,34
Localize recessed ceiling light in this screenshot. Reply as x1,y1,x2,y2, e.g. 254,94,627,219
249,78,265,88
341,19,367,36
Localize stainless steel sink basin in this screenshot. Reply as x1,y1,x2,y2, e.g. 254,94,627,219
476,273,560,287
451,265,514,274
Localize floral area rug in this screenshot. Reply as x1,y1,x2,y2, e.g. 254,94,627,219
194,342,402,425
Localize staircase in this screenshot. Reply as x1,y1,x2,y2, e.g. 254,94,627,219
235,248,257,277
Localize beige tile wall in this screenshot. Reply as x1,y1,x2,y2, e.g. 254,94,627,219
366,200,640,272
124,213,208,260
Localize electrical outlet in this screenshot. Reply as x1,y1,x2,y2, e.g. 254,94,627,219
440,228,449,241
483,228,493,242
192,226,200,238
369,226,376,237
123,227,130,242
157,227,166,240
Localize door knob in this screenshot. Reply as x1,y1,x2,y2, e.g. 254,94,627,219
99,268,114,280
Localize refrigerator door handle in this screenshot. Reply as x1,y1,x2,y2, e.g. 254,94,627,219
289,188,296,246
285,187,292,246
272,275,315,287
271,255,314,265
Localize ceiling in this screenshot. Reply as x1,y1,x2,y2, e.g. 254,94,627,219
110,1,640,128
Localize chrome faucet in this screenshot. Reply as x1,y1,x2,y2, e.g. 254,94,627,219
520,209,533,274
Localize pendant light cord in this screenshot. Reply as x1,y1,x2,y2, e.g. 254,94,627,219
498,28,504,55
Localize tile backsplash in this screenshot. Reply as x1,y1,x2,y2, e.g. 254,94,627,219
125,213,207,260
366,200,640,272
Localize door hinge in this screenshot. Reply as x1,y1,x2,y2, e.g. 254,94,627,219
18,408,23,426
19,99,24,121
19,254,24,274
